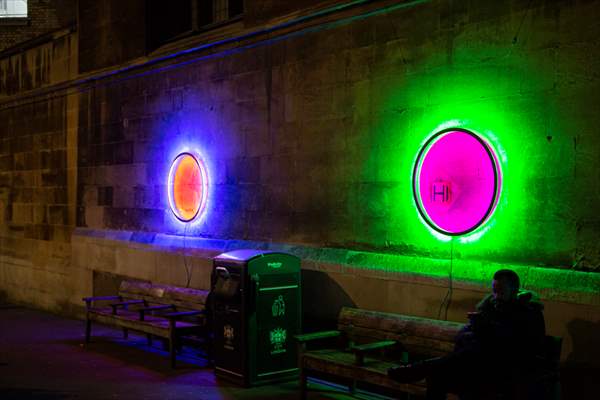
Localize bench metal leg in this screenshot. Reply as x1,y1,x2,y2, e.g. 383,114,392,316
300,369,307,400
85,318,91,343
147,334,153,346
123,328,129,339
206,335,214,366
169,329,177,369
349,379,356,395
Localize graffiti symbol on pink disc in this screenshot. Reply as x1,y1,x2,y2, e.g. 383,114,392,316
413,129,501,236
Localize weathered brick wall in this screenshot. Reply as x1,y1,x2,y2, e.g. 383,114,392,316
0,22,78,309
0,93,79,309
0,29,77,97
0,98,67,237
75,0,600,269
0,0,76,53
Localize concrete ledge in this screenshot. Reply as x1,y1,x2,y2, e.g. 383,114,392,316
73,228,600,307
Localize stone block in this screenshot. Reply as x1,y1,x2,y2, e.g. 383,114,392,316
210,185,241,213
39,150,51,169
24,224,50,241
108,164,147,186
83,206,104,229
132,141,165,164
234,71,267,101
132,185,160,209
235,99,268,123
115,246,157,281
11,171,30,188
243,122,271,158
13,153,26,171
296,87,337,121
154,251,188,287
113,141,134,165
0,139,10,155
81,185,97,206
37,241,71,273
295,117,348,156
50,149,67,170
236,184,264,213
349,17,375,49
72,241,116,273
13,188,33,203
245,211,292,242
297,55,346,89
226,157,260,184
112,187,132,208
12,203,33,224
32,205,47,224
103,207,165,232
258,154,293,185
51,132,66,148
48,205,69,225
48,188,68,205
41,170,67,187
67,267,93,308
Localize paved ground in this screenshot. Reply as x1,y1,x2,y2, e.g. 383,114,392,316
0,305,366,400
1,304,598,399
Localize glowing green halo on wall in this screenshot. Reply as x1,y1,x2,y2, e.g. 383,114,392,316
362,47,563,264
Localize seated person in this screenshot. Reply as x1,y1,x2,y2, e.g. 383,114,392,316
388,269,546,399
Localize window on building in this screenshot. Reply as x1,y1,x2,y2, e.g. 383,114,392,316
0,0,27,18
198,0,243,28
146,0,244,52
147,0,194,50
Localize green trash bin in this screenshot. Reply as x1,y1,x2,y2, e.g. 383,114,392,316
211,250,301,386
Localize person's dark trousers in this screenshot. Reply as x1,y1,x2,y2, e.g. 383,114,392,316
423,350,499,400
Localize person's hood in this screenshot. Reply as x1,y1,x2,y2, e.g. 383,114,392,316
517,289,544,311
476,290,544,311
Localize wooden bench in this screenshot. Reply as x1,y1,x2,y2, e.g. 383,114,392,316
83,280,210,368
296,307,561,399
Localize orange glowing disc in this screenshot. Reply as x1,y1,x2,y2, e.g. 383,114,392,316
168,153,207,222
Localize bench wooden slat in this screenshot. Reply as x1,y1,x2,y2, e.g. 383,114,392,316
303,349,431,396
295,330,341,343
339,307,462,341
341,325,456,357
352,340,396,352
117,282,208,311
119,280,157,296
162,286,208,304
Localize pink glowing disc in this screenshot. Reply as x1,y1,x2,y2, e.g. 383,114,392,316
413,129,501,236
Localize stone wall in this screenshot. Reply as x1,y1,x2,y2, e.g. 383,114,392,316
76,0,600,268
0,89,79,311
78,0,146,73
0,0,76,53
0,28,77,97
0,0,599,368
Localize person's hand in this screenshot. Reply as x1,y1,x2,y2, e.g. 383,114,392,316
467,311,485,331
467,311,481,322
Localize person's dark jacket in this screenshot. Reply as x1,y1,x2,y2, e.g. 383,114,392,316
455,290,546,363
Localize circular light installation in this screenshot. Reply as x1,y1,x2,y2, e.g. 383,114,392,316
168,152,208,222
413,128,501,236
